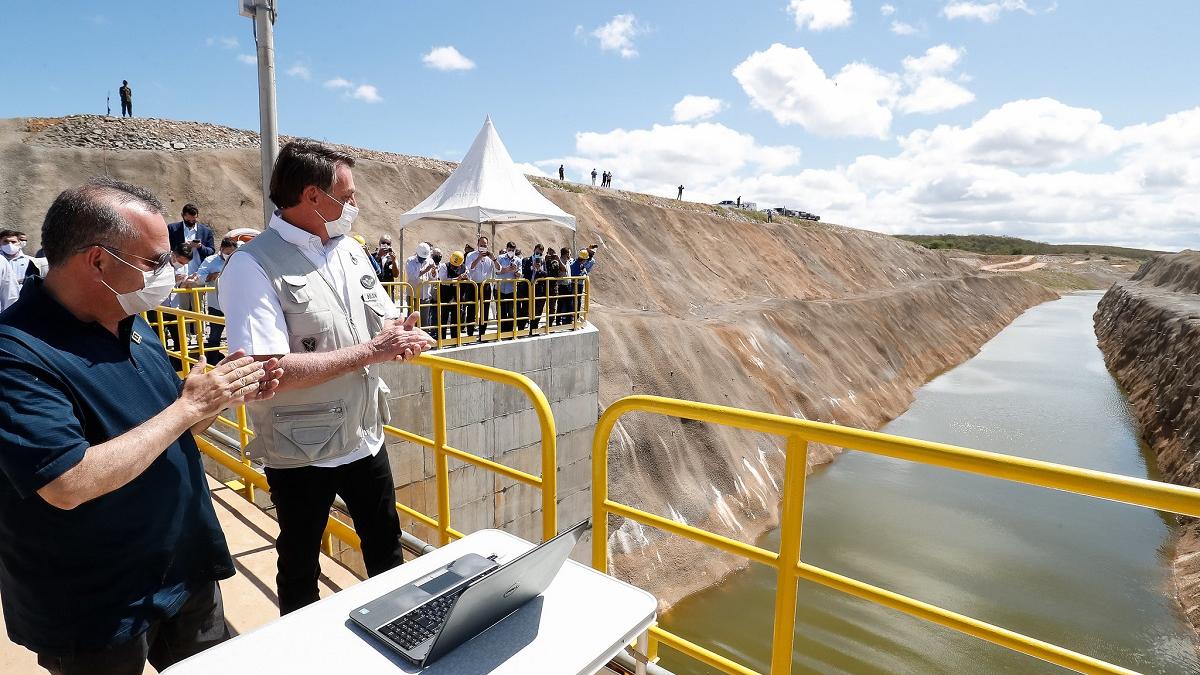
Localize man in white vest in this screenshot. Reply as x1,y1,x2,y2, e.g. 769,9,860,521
219,140,435,614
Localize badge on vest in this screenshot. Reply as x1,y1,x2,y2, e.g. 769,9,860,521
131,331,142,345
301,337,318,352
360,274,377,289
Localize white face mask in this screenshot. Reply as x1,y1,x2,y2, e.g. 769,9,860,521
316,190,359,238
99,248,177,316
1,242,20,256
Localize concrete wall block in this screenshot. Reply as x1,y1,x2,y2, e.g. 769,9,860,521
546,326,599,368
442,343,495,388
556,458,592,500
450,497,494,536
379,362,432,397
526,368,552,398
550,361,599,401
443,380,494,428
557,487,592,527
550,391,600,435
496,483,541,526
448,463,492,509
493,443,545,494
385,391,433,439
492,408,544,455
492,336,549,373
492,379,535,418
500,509,543,543
445,419,494,466
557,427,593,468
385,442,426,487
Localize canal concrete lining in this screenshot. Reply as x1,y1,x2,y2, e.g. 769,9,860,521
1095,250,1200,638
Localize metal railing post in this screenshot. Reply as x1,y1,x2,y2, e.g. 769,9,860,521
769,434,807,675
176,313,190,375
431,367,451,545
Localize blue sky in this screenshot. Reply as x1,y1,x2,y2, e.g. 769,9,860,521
4,1,1198,249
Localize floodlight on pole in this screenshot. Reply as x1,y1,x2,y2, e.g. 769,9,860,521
241,0,279,228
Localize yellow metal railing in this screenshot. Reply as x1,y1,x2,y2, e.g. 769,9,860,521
591,395,1200,675
146,304,560,556
382,276,590,349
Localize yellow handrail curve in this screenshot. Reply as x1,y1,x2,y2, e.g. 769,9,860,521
592,394,1199,675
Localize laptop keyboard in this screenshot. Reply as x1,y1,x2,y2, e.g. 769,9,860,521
380,593,459,651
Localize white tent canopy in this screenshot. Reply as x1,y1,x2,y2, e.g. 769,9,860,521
399,116,576,232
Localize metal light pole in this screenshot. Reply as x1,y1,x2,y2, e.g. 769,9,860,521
241,0,279,228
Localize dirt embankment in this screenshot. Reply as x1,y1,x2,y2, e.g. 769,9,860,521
1095,251,1200,636
2,115,1060,606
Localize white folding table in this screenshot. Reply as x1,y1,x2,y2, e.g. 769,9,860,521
164,529,657,674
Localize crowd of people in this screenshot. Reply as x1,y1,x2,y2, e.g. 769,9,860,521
352,233,597,342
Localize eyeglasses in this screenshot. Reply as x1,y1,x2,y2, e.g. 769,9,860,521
83,243,173,273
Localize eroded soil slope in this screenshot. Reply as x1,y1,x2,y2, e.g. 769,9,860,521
1095,251,1200,636
1,116,1058,604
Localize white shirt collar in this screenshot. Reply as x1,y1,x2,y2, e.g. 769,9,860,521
269,211,340,254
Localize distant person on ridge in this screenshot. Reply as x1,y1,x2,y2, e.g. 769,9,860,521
119,80,133,117
677,185,684,200
591,168,598,186
558,164,565,181
736,196,741,208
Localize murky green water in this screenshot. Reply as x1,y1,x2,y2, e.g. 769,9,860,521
660,292,1199,674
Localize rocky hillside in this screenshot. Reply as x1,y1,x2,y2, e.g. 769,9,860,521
1,115,1060,604
1095,251,1200,635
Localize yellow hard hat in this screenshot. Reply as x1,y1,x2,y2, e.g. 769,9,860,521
450,250,465,266
578,249,590,260
352,234,367,245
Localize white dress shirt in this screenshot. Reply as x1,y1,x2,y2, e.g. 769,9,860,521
182,224,204,273
0,258,18,311
219,213,395,467
464,251,496,283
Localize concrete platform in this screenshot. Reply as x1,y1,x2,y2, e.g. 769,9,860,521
0,476,362,674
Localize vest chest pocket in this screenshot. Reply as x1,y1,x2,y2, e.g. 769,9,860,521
285,309,334,353
281,275,313,305
271,401,349,461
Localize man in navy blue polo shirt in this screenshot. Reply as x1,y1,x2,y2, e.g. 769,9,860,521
0,177,282,675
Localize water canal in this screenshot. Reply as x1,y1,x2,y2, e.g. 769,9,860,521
660,292,1199,673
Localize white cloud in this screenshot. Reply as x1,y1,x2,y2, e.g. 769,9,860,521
287,64,311,80
890,20,917,34
672,95,727,122
558,122,800,202
591,14,646,58
899,98,1121,167
788,0,854,30
422,46,477,71
549,99,1200,250
880,4,896,15
236,54,257,65
513,162,550,178
733,44,900,138
322,77,382,102
733,44,976,135
350,84,383,103
206,36,240,50
942,0,1032,22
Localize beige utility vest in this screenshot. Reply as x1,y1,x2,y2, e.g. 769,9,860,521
239,228,394,468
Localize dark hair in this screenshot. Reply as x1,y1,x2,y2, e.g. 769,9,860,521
505,241,516,249
181,203,199,217
41,177,164,267
220,236,237,249
173,242,192,258
269,140,356,209
0,229,19,240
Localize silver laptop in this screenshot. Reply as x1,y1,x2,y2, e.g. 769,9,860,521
349,519,591,667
